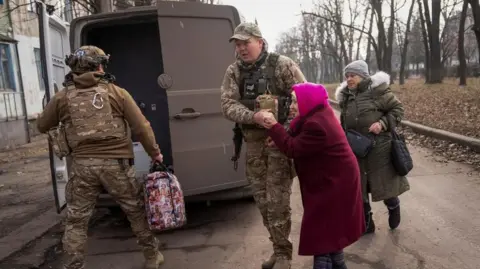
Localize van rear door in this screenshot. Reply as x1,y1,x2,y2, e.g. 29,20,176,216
37,2,72,213
155,1,246,196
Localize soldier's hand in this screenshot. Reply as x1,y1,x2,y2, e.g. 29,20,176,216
152,153,164,164
254,110,274,125
253,111,267,125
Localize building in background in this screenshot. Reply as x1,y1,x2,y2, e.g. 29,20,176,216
0,0,94,148
0,0,30,148
0,0,199,148
11,0,91,121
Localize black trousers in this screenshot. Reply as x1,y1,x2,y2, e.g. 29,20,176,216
313,251,347,269
364,196,400,213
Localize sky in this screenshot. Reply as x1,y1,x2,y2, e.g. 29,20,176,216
219,0,422,50
219,0,315,49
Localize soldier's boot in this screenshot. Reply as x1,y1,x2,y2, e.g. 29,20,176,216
144,250,164,269
272,257,291,269
261,254,277,269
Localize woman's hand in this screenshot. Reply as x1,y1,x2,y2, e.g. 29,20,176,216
368,122,383,134
265,137,276,148
262,112,278,129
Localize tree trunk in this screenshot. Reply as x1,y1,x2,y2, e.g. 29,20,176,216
356,6,370,60
365,9,375,67
334,7,350,66
372,0,386,71
417,0,430,82
468,0,480,65
400,0,415,85
426,0,443,83
385,0,395,83
459,0,468,86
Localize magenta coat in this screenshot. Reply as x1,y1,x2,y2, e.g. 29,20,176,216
266,83,365,255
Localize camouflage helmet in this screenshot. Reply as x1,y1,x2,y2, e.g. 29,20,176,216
229,22,263,42
65,45,110,73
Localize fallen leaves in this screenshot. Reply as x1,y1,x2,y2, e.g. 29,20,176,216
393,78,480,139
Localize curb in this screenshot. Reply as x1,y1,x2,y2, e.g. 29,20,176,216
0,207,64,262
328,99,480,153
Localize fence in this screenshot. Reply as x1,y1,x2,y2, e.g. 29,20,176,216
0,91,25,121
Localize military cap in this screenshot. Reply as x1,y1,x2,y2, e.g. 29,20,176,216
229,22,263,42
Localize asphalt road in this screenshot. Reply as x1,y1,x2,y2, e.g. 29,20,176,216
5,108,473,269
30,141,480,269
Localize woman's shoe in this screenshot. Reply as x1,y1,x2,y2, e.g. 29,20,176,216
388,204,401,229
364,212,375,234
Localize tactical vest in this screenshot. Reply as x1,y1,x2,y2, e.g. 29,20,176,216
238,52,290,129
63,79,127,149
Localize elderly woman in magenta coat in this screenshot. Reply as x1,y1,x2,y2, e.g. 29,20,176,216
260,82,365,269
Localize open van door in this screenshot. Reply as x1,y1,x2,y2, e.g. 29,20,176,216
65,2,248,202
155,1,246,196
37,2,72,213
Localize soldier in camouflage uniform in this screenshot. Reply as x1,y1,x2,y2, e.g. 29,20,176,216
220,22,306,269
36,46,164,269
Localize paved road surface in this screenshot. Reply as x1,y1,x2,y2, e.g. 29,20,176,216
34,143,480,269
35,110,480,269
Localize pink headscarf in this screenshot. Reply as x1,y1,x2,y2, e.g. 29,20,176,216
289,82,330,131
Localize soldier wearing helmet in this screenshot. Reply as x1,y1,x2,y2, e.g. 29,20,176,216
36,45,164,269
220,22,306,269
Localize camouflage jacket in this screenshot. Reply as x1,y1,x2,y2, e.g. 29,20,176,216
37,71,161,159
220,53,306,125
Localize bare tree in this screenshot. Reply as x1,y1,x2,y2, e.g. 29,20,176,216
399,0,416,85
356,4,371,60
371,0,396,78
439,0,463,69
464,9,478,64
458,0,469,85
408,17,426,76
468,0,480,64
416,0,442,83
365,8,375,68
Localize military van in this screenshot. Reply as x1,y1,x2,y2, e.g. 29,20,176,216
38,1,251,213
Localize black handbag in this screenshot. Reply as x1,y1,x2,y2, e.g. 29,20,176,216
388,116,413,176
340,95,375,158
345,129,376,158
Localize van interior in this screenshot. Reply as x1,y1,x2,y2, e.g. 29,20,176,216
82,15,173,166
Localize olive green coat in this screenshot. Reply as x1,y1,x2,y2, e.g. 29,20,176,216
335,71,410,202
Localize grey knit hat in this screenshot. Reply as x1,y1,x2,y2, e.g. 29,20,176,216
344,60,370,78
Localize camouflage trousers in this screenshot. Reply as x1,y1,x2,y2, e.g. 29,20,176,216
246,140,294,260
62,158,159,269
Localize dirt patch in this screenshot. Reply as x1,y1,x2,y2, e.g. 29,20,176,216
325,77,480,139
0,135,54,239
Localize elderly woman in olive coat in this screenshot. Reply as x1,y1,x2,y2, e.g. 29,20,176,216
335,60,410,235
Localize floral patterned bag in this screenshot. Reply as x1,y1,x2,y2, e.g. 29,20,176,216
143,162,187,231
